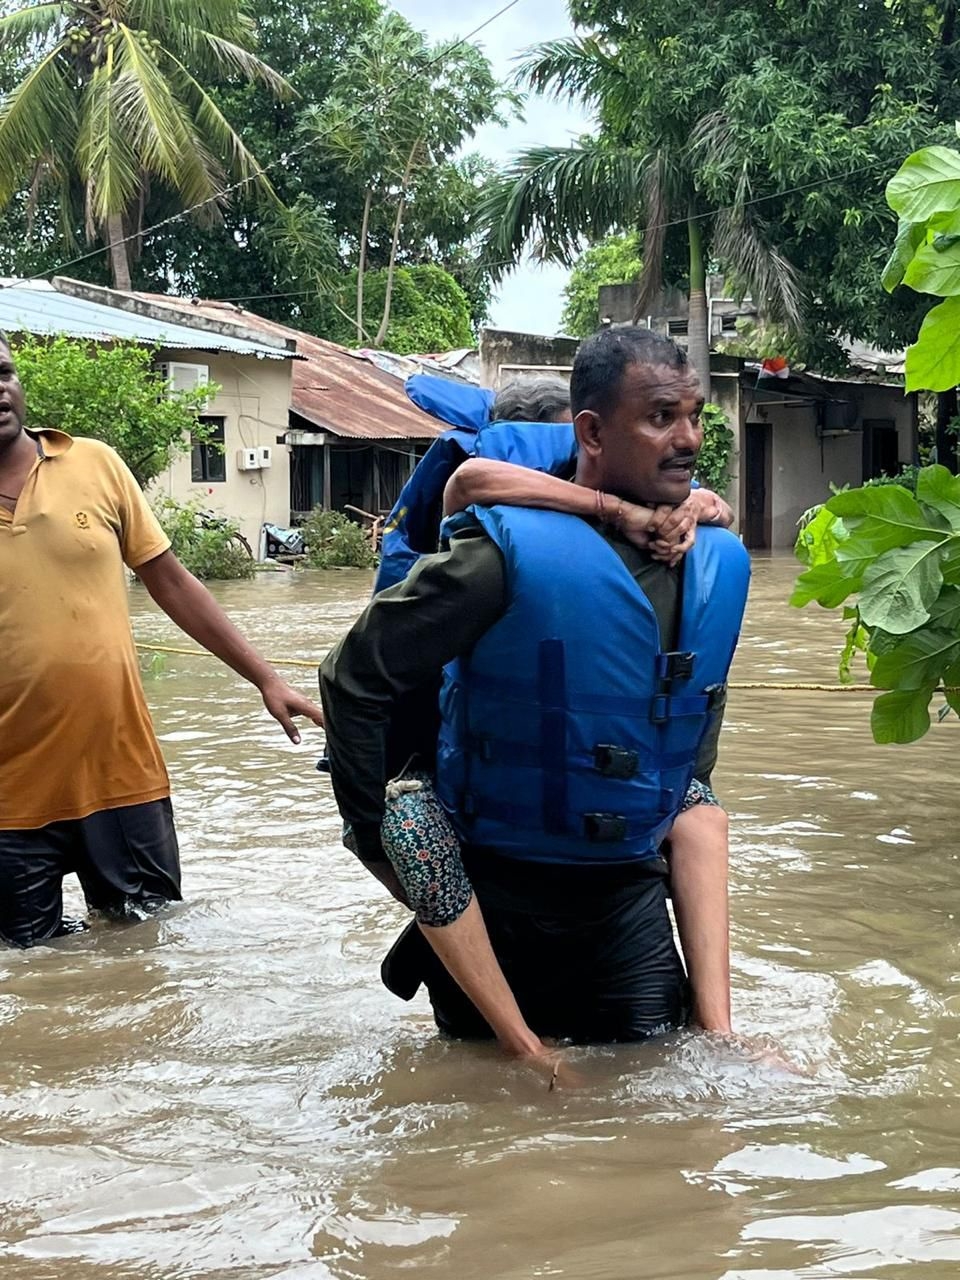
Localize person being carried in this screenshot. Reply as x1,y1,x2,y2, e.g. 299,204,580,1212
377,374,732,591
0,331,323,949
320,327,749,1073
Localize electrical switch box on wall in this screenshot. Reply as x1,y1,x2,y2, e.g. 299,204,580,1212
236,448,260,472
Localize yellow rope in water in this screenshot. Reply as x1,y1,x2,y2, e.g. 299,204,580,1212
133,642,909,693
137,642,318,669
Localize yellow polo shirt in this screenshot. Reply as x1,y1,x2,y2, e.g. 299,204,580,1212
0,430,172,829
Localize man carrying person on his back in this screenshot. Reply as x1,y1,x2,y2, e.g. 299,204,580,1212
320,327,750,1056
0,330,323,948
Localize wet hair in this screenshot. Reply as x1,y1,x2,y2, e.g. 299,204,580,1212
491,377,571,423
0,329,9,351
570,326,688,418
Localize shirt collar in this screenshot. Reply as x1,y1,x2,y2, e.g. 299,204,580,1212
25,428,74,458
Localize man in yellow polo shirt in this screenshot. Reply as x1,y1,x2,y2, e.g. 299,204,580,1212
0,330,323,947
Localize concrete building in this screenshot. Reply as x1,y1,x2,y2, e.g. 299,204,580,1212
727,356,917,550
478,327,580,387
0,278,297,551
116,296,454,521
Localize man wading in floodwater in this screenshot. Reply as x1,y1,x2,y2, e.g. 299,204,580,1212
320,327,750,1067
0,331,323,948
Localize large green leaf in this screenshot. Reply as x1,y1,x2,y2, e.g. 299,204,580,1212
887,146,960,223
859,542,944,633
882,217,928,293
941,540,960,585
790,562,862,610
917,466,960,531
869,626,960,690
904,296,960,393
871,687,935,744
827,483,927,524
794,505,845,568
836,511,949,577
928,583,960,628
903,237,960,296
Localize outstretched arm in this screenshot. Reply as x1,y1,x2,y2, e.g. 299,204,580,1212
136,550,323,743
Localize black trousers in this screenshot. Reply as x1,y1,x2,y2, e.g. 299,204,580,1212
0,798,182,948
383,853,690,1044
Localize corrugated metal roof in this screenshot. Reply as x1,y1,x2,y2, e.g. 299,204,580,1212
128,294,450,440
0,280,293,360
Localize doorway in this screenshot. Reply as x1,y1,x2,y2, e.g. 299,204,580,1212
862,419,899,481
743,421,772,549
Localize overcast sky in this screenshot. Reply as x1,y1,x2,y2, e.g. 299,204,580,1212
391,0,592,335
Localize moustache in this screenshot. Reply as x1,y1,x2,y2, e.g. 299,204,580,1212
659,453,698,470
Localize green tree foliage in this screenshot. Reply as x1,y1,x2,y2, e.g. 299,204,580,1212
560,233,641,337
0,0,291,290
793,473,960,742
882,143,960,396
12,334,216,487
482,0,960,388
793,137,960,742
573,0,960,367
0,0,508,342
307,263,474,355
477,27,805,394
695,404,735,497
153,497,255,579
298,9,513,346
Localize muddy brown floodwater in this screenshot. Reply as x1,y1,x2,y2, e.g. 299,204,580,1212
2,554,959,1279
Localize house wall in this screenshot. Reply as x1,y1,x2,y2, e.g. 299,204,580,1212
859,383,917,466
479,328,580,387
767,405,860,547
709,368,742,528
754,384,917,549
150,349,293,551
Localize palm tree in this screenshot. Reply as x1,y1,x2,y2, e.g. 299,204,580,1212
0,0,291,290
299,10,511,347
478,37,803,396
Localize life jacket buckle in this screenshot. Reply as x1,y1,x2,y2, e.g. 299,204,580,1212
657,650,695,682
651,694,670,724
593,744,639,779
704,682,725,709
584,812,628,842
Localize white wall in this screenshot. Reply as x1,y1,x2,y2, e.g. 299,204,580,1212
858,383,917,464
710,371,742,527
150,349,293,552
765,384,917,548
767,406,862,547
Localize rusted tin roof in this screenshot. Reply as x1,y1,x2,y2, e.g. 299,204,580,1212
124,293,450,441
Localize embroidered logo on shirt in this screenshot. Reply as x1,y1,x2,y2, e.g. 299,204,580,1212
75,511,90,529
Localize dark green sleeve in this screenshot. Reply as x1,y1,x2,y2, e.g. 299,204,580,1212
692,687,727,790
319,528,506,861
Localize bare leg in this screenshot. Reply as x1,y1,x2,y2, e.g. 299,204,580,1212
668,804,732,1034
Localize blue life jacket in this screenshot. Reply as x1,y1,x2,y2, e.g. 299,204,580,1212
435,506,750,865
375,378,491,593
405,374,495,428
375,380,577,592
